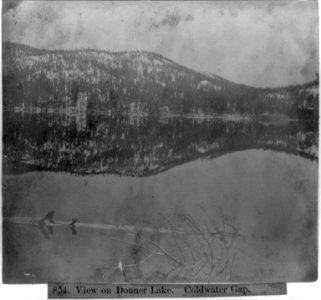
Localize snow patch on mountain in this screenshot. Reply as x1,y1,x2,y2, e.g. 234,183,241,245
306,86,319,96
197,80,222,91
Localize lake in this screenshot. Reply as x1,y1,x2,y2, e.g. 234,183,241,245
2,112,318,283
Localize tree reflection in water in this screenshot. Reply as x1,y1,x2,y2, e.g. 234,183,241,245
2,112,318,176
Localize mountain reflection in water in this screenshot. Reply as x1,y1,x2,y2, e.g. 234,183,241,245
2,112,318,176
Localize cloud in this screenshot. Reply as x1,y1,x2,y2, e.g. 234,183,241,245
184,14,194,22
150,8,194,29
2,1,318,87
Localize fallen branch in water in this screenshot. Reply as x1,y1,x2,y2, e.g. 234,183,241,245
5,208,239,282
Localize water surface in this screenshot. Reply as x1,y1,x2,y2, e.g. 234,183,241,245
2,113,318,283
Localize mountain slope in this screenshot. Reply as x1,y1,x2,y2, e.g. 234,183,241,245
2,42,319,118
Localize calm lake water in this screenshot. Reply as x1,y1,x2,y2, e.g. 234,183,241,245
2,113,318,283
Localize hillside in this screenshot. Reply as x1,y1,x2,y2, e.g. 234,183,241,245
2,42,319,118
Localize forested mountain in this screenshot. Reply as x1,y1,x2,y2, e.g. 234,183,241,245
2,41,319,118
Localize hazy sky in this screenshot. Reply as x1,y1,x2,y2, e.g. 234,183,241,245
2,1,319,87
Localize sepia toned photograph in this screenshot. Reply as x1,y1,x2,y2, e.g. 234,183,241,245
1,0,319,285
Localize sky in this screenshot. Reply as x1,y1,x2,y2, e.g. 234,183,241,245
2,0,319,87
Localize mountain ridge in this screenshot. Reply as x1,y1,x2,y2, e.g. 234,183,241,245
2,41,240,86
3,41,314,90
